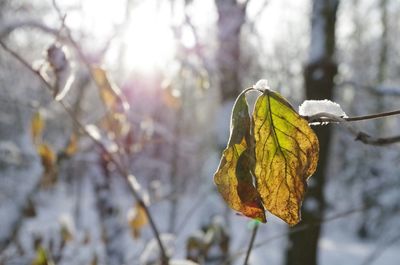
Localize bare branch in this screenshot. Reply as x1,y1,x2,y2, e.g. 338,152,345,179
304,112,400,145
243,223,259,265
360,234,400,265
1,26,170,264
223,206,369,264
0,19,60,39
244,0,269,31
0,40,53,91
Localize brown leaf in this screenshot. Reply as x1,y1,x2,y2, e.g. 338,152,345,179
214,92,266,222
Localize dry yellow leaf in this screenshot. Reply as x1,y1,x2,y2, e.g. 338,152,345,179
253,90,319,225
64,133,78,156
31,111,44,143
37,143,55,173
37,143,57,188
128,203,148,239
31,246,54,265
91,67,128,111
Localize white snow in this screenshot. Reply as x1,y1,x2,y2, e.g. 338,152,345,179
85,124,101,141
254,79,270,90
298,99,347,117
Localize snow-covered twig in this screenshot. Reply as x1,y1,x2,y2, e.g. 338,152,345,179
240,87,400,145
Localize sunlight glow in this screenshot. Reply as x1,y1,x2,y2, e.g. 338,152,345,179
122,2,176,73
64,0,176,74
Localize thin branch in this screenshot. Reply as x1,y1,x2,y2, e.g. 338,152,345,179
360,234,400,265
0,19,60,39
243,88,400,145
304,109,400,123
50,1,169,262
345,109,400,122
175,188,212,237
245,0,269,31
0,38,169,264
243,223,259,265
305,112,400,145
223,206,369,264
0,40,53,90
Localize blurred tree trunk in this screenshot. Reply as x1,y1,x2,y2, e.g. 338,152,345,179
358,0,389,239
215,0,247,101
377,0,388,84
285,1,339,265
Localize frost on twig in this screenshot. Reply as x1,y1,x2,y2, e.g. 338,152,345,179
299,99,347,118
253,79,270,91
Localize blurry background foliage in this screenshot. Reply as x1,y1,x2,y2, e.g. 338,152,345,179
1,0,400,265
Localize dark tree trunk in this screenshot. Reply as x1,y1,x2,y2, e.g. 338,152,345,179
215,0,247,101
285,1,339,265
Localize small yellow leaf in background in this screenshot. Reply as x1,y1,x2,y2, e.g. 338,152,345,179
64,133,78,156
253,90,319,225
37,143,55,173
31,111,44,144
31,246,54,265
214,93,266,222
92,67,130,139
100,112,130,139
91,67,129,112
37,143,57,187
60,223,73,243
127,203,148,239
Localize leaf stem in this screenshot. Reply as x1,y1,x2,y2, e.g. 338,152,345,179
243,223,259,265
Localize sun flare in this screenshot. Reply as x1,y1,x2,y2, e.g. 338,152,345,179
65,0,177,74
123,4,176,73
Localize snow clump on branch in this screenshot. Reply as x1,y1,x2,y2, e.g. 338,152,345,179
254,79,270,90
299,99,347,117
